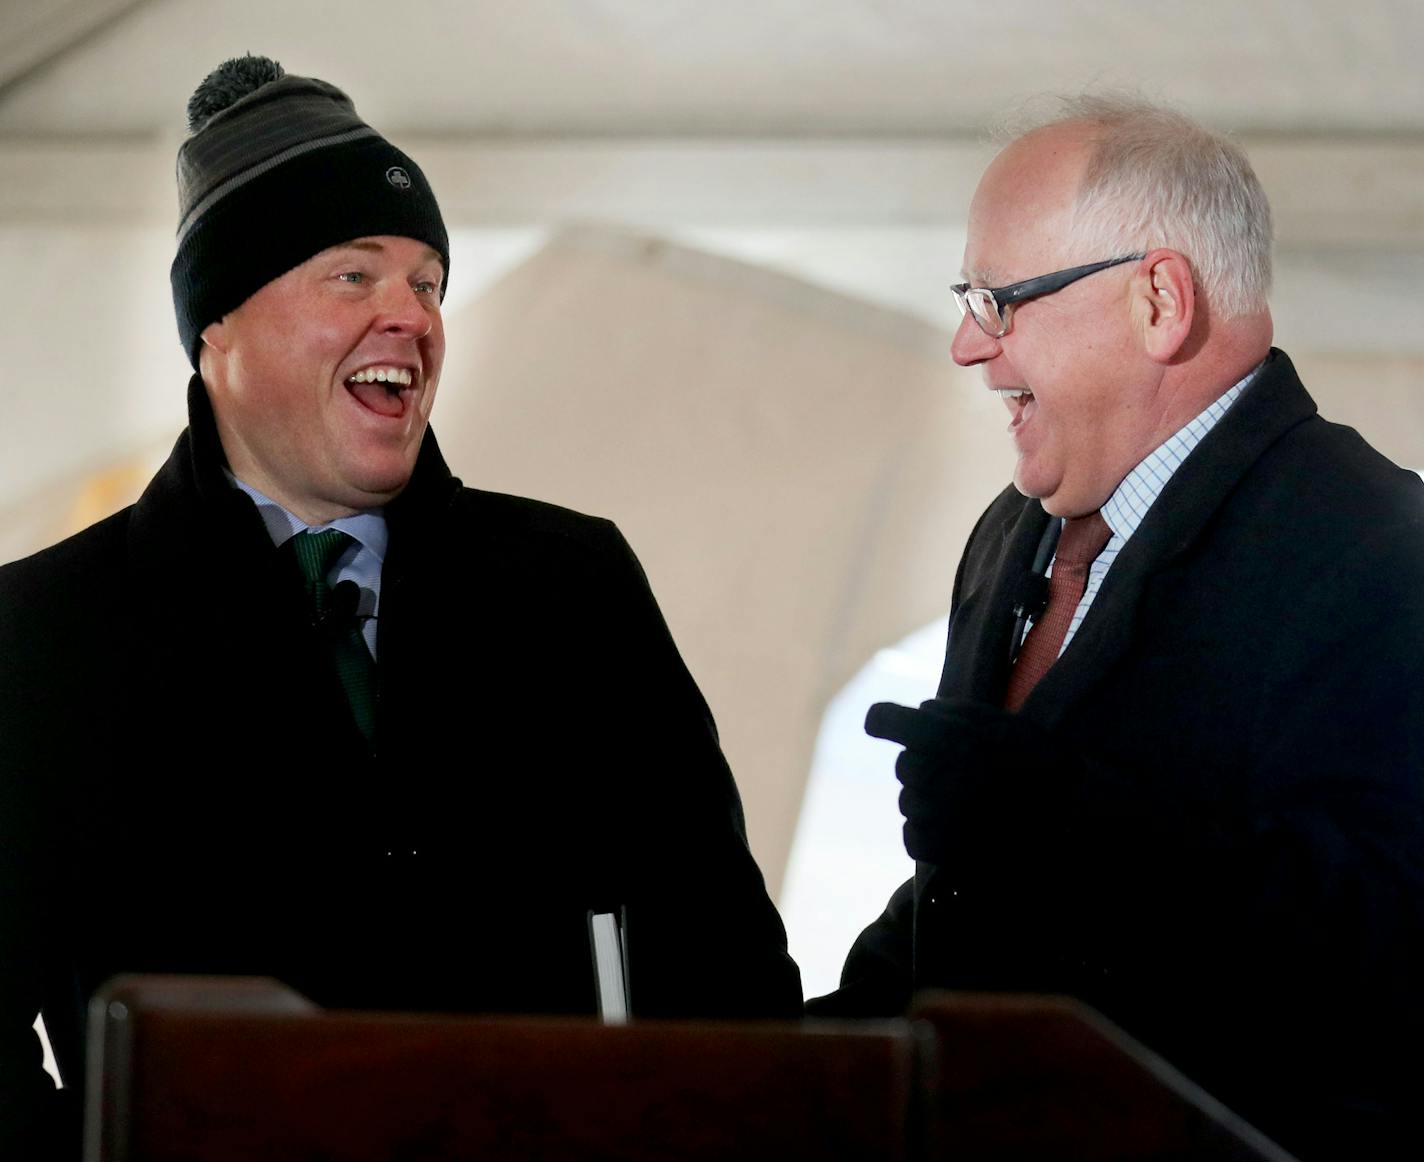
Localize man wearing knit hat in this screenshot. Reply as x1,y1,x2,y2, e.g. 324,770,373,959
0,57,800,1158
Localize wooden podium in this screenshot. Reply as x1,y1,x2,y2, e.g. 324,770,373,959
85,976,1295,1161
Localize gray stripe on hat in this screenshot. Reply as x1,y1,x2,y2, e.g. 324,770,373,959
177,125,381,244
188,102,366,190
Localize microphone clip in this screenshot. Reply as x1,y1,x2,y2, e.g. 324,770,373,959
313,579,368,639
1007,517,1063,666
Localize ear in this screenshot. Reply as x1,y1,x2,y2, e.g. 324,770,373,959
1131,249,1194,363
197,318,234,384
199,318,230,354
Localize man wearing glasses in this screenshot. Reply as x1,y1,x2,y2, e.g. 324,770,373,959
810,96,1424,1161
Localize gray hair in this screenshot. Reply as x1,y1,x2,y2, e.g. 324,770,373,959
997,94,1273,318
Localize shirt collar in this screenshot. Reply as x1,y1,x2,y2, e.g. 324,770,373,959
225,471,389,562
1100,362,1263,543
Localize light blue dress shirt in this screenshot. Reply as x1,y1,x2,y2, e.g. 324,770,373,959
227,474,386,659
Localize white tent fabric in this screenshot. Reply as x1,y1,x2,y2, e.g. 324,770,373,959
435,225,1016,889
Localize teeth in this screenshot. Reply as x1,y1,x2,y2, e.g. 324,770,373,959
348,367,413,386
995,388,1032,400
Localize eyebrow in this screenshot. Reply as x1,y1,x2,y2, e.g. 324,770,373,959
332,240,444,267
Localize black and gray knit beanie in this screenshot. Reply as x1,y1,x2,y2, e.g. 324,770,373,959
170,55,449,368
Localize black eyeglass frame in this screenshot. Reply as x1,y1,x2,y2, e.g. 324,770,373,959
952,253,1147,338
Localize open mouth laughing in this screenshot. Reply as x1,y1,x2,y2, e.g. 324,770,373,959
345,365,417,418
994,386,1036,432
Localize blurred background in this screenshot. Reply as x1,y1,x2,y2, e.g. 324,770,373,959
3,0,1422,1000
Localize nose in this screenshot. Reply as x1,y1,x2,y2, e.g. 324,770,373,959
949,311,1000,367
376,279,437,340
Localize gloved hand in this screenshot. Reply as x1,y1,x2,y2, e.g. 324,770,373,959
864,698,1069,866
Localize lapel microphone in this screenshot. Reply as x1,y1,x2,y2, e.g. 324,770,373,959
315,579,370,639
1008,518,1063,665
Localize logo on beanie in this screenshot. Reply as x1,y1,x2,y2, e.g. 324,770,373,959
385,166,412,190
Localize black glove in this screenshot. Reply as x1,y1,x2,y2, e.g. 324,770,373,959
864,698,1071,866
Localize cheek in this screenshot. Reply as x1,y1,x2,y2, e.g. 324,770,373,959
424,320,446,369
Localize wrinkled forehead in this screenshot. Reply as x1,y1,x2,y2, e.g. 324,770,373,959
962,126,1094,285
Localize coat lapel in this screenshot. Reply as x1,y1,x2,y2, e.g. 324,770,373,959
1019,350,1319,731
126,377,375,766
937,491,1054,702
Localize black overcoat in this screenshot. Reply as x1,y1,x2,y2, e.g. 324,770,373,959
0,378,801,1158
814,350,1424,1160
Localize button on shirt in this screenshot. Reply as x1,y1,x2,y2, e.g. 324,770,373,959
1049,365,1260,657
228,475,386,660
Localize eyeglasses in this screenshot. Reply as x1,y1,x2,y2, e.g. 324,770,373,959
951,253,1146,338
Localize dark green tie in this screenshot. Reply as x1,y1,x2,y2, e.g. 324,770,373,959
287,529,377,744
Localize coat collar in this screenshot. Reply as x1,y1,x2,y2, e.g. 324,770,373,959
125,375,461,686
122,377,464,759
127,376,273,626
944,349,1318,726
130,375,459,573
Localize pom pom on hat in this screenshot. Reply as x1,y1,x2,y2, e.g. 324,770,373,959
186,54,286,133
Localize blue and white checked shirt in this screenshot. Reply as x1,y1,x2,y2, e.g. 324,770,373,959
1052,365,1260,656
